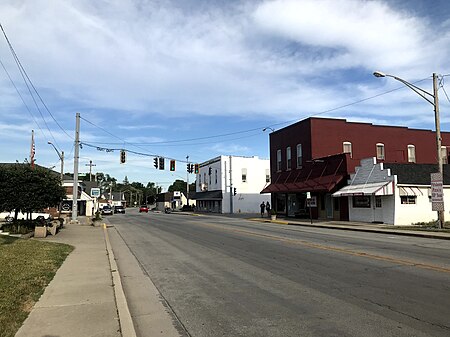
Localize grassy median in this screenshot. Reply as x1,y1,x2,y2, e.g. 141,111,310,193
0,236,73,337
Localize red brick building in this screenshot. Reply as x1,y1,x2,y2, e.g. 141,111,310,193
262,117,450,220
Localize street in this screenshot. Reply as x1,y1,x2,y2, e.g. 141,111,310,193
107,210,450,337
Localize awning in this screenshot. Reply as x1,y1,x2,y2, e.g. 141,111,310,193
261,174,345,194
399,186,423,196
332,181,393,197
193,190,223,200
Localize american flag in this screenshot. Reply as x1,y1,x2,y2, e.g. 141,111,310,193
30,130,35,169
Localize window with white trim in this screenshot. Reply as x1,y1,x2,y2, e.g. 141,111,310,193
265,169,270,183
242,168,247,183
407,145,416,163
441,146,448,164
215,169,218,184
343,141,352,158
286,147,291,170
376,143,385,160
296,144,303,168
277,149,282,171
401,196,416,204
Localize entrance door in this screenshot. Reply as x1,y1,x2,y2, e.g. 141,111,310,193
325,194,333,219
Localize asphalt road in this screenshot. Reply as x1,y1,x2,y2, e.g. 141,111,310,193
107,210,450,337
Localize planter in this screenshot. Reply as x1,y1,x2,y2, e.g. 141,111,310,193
34,226,47,238
271,215,277,221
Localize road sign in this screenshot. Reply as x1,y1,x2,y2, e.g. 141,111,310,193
306,196,317,207
90,188,100,197
431,172,444,211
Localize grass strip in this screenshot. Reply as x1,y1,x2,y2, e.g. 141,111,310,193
0,236,73,337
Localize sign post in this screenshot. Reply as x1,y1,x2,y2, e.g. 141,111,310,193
431,173,444,223
306,193,317,224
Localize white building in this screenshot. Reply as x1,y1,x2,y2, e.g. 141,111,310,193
333,157,448,225
195,155,270,213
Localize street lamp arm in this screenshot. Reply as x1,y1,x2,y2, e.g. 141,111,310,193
388,75,435,106
47,141,63,160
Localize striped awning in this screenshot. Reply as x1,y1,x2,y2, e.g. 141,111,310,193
332,181,394,197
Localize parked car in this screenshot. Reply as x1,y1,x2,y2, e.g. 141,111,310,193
114,205,126,214
139,205,149,213
101,205,113,215
1,211,52,223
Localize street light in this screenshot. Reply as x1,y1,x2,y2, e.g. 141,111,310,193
262,127,275,132
47,141,64,182
374,71,443,228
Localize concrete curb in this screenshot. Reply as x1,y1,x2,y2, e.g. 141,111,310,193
248,218,450,240
103,223,137,337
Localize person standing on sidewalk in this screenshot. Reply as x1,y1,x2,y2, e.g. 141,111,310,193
260,202,266,217
266,201,271,218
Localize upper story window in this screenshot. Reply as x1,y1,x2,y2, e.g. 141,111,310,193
343,141,352,158
215,169,218,184
277,149,282,171
441,146,448,164
242,168,247,183
286,147,292,170
296,144,303,168
198,174,202,187
265,169,270,183
407,145,416,163
376,143,385,160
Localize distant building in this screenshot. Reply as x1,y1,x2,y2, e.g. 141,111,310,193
195,155,270,213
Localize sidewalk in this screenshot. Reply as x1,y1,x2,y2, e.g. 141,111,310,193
15,218,135,337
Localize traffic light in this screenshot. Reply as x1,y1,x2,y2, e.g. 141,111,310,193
153,157,158,169
170,160,176,171
120,150,126,164
194,164,199,174
208,167,212,175
233,187,237,196
187,163,193,173
159,157,165,170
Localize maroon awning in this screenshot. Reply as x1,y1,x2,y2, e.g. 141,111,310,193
261,174,345,194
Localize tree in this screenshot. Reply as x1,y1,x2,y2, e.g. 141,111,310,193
0,164,66,221
168,179,187,193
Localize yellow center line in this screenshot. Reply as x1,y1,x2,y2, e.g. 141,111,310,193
194,220,450,274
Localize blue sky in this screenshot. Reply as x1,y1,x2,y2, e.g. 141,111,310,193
1,0,450,190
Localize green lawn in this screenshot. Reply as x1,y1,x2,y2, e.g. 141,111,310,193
0,236,73,337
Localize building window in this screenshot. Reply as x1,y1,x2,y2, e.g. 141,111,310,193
353,196,371,208
242,168,247,183
343,141,352,158
407,145,416,163
375,196,382,208
198,174,201,188
277,149,282,171
296,144,303,168
265,169,270,183
209,173,211,185
441,146,448,164
215,169,218,184
333,197,340,211
401,196,416,204
286,147,291,170
376,143,385,160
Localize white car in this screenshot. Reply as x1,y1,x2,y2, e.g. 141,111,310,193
0,211,52,223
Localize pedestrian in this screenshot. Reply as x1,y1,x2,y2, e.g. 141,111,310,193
266,201,271,218
260,202,266,217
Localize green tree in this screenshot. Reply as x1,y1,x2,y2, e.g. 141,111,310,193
0,164,66,221
168,179,187,193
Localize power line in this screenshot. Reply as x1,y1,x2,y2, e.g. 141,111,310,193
0,23,73,150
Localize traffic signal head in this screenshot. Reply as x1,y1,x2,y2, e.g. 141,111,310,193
120,150,126,164
170,160,176,171
159,157,165,170
187,163,192,173
194,164,199,174
153,157,158,169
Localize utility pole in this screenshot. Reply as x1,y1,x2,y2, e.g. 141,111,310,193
72,113,80,223
229,156,233,214
85,160,96,181
186,155,190,207
60,151,64,182
433,73,444,229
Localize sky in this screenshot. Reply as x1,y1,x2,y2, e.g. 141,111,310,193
1,0,450,190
